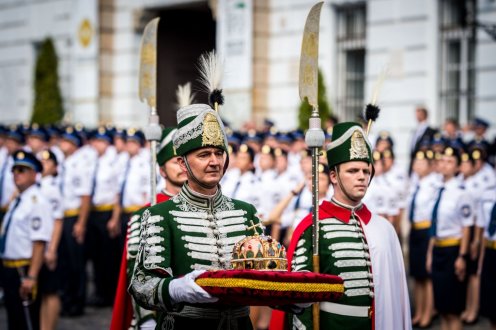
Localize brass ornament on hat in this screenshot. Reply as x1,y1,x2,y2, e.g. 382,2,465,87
350,130,369,159
415,151,425,160
42,150,50,160
445,147,454,156
373,150,381,161
202,113,223,147
261,145,271,154
426,150,434,159
18,152,25,160
472,150,481,160
274,148,283,157
239,144,248,153
461,153,469,162
98,127,106,134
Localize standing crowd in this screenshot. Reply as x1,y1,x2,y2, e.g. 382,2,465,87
0,104,495,330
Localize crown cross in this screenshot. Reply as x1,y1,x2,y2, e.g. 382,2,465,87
246,220,262,235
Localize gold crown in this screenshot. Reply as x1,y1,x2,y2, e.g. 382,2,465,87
231,234,287,271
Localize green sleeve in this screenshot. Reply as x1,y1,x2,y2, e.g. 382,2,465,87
288,226,314,329
129,206,182,312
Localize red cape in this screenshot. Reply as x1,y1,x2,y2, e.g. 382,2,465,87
269,201,371,330
110,193,171,330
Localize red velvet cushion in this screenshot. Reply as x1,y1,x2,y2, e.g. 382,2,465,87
195,270,344,306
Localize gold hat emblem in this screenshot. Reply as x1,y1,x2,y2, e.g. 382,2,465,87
350,130,369,159
274,148,283,157
98,127,106,134
261,145,271,154
426,150,434,159
461,153,469,162
66,127,74,134
18,152,25,160
239,144,248,153
42,150,50,160
472,150,481,160
445,147,454,156
415,151,425,160
202,113,223,147
373,151,381,161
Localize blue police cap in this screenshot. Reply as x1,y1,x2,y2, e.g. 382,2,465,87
12,150,43,173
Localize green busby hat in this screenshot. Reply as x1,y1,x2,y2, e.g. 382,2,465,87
172,104,228,156
326,122,372,168
157,127,178,166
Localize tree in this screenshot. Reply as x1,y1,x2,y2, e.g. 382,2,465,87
31,37,64,124
297,69,332,130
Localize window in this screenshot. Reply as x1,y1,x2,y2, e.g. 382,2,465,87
439,0,476,125
336,4,366,122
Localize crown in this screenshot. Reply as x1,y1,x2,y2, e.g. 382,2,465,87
231,225,287,271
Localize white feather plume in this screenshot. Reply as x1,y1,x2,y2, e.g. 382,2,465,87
176,82,194,109
197,50,223,93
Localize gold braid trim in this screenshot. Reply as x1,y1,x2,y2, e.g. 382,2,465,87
195,278,344,293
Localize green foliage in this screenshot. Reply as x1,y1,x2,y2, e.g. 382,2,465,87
297,69,332,130
31,37,64,124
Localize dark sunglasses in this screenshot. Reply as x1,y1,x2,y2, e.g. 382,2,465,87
12,166,31,174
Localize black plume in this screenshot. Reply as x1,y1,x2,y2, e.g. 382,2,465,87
209,89,224,107
364,103,380,122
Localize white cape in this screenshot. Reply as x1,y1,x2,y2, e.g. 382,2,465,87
362,214,412,330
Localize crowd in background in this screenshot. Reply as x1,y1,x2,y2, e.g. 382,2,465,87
0,105,495,329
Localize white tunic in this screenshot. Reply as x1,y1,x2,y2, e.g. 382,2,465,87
61,148,97,211
0,184,53,259
91,146,120,206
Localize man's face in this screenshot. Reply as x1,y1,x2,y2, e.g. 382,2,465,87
59,139,77,155
5,138,20,154
236,152,253,173
12,166,37,191
415,108,426,122
114,137,126,152
160,156,187,186
330,161,371,202
444,122,457,136
27,136,46,153
91,139,109,156
180,147,225,187
126,140,141,156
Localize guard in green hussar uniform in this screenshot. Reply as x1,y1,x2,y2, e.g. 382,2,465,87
129,101,264,329
285,122,411,330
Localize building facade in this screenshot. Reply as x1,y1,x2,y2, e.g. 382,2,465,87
0,0,495,166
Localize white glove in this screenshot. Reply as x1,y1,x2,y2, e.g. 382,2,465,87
168,270,219,304
139,319,157,330
294,302,313,309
